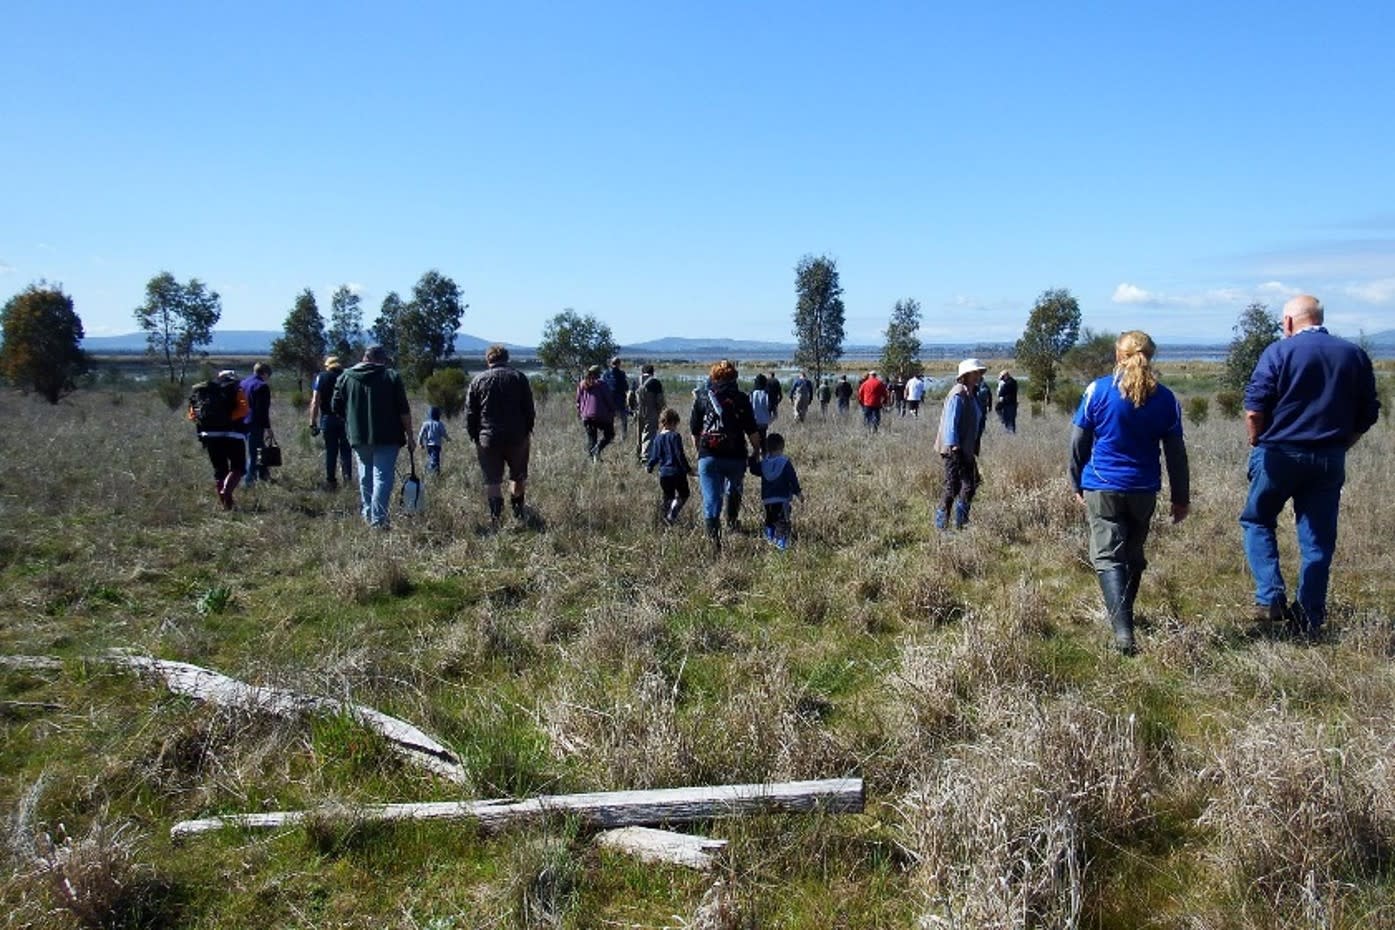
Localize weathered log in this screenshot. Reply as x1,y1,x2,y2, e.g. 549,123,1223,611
171,777,864,839
0,655,63,671
106,653,467,784
595,826,727,870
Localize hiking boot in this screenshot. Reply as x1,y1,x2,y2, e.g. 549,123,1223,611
1251,601,1286,624
325,477,339,491
704,517,722,552
1098,567,1135,654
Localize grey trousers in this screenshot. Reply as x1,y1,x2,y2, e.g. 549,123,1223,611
1085,490,1157,574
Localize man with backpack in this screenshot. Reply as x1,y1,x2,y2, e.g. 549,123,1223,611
308,356,353,490
332,345,414,529
240,362,274,488
188,369,250,510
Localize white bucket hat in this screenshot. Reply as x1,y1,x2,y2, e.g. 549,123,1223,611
956,358,988,379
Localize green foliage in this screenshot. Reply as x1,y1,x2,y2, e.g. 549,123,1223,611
1222,302,1280,391
0,283,88,403
792,254,846,384
1052,380,1084,415
424,366,468,419
270,288,327,388
132,271,222,385
1215,390,1243,419
396,270,467,385
1062,328,1117,383
371,291,405,360
536,309,618,379
1015,288,1081,403
326,284,365,360
155,380,185,410
879,298,922,379
1185,395,1210,426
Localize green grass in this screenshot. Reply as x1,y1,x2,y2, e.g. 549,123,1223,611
2,366,1394,928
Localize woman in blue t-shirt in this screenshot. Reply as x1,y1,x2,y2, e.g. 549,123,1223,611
1069,331,1191,654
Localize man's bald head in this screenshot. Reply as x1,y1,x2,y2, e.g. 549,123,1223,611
1283,295,1324,328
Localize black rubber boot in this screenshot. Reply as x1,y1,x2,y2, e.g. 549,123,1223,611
725,492,742,531
488,496,504,528
1098,567,1135,654
1124,567,1142,621
510,495,526,521
704,517,722,552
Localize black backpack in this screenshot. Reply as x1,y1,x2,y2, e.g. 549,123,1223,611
189,379,239,432
698,389,740,454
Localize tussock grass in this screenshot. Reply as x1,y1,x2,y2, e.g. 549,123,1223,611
2,371,1394,926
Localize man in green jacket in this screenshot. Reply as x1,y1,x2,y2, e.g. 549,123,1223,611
332,345,414,528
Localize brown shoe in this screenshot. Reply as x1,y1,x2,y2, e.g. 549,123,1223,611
1251,602,1286,623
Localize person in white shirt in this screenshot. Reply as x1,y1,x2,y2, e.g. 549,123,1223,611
904,373,926,417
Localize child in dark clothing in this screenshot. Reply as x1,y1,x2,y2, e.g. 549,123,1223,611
759,432,802,549
645,407,692,525
417,406,449,473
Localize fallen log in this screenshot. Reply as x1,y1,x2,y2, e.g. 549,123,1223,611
0,656,64,671
172,777,864,839
106,653,467,785
595,826,727,870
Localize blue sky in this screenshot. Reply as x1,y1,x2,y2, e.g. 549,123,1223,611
3,2,1394,345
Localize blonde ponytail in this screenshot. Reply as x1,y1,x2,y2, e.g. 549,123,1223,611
1114,330,1158,407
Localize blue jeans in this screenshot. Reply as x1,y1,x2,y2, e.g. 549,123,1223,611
863,405,881,433
1239,444,1346,626
244,426,268,484
697,456,746,520
425,444,442,473
321,415,352,483
353,444,400,527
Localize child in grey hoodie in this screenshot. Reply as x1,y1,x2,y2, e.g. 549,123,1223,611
418,406,449,473
758,432,802,549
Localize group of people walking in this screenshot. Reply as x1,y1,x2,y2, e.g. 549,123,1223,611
189,293,1379,652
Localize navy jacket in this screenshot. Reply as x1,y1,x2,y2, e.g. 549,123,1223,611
646,430,692,477
1245,328,1380,446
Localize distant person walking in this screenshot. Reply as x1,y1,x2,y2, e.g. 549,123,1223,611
632,363,666,464
332,345,414,529
646,407,692,525
240,362,273,487
466,344,536,526
834,375,853,416
818,379,832,417
576,364,617,462
974,377,993,446
996,369,1019,433
601,356,631,441
1069,332,1190,654
750,373,773,440
1240,294,1380,636
904,373,926,417
767,373,783,420
890,376,907,417
933,359,987,530
858,370,888,433
417,405,449,473
308,356,353,490
791,371,814,422
690,360,763,550
188,369,250,510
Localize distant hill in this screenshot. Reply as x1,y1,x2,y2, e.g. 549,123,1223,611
1363,329,1395,348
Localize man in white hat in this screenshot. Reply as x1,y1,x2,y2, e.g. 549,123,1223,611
932,358,988,529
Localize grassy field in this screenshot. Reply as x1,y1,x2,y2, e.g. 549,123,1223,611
2,362,1393,929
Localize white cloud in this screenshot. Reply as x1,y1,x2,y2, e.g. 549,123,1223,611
1111,283,1159,306
1112,281,1301,309
0,261,14,275
1344,277,1395,304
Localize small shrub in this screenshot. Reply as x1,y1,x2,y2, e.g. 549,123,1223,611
1052,382,1083,416
423,366,468,419
1215,389,1243,419
1185,395,1210,426
154,381,185,411
288,389,309,410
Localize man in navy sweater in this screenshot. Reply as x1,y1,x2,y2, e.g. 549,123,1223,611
1240,295,1380,635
